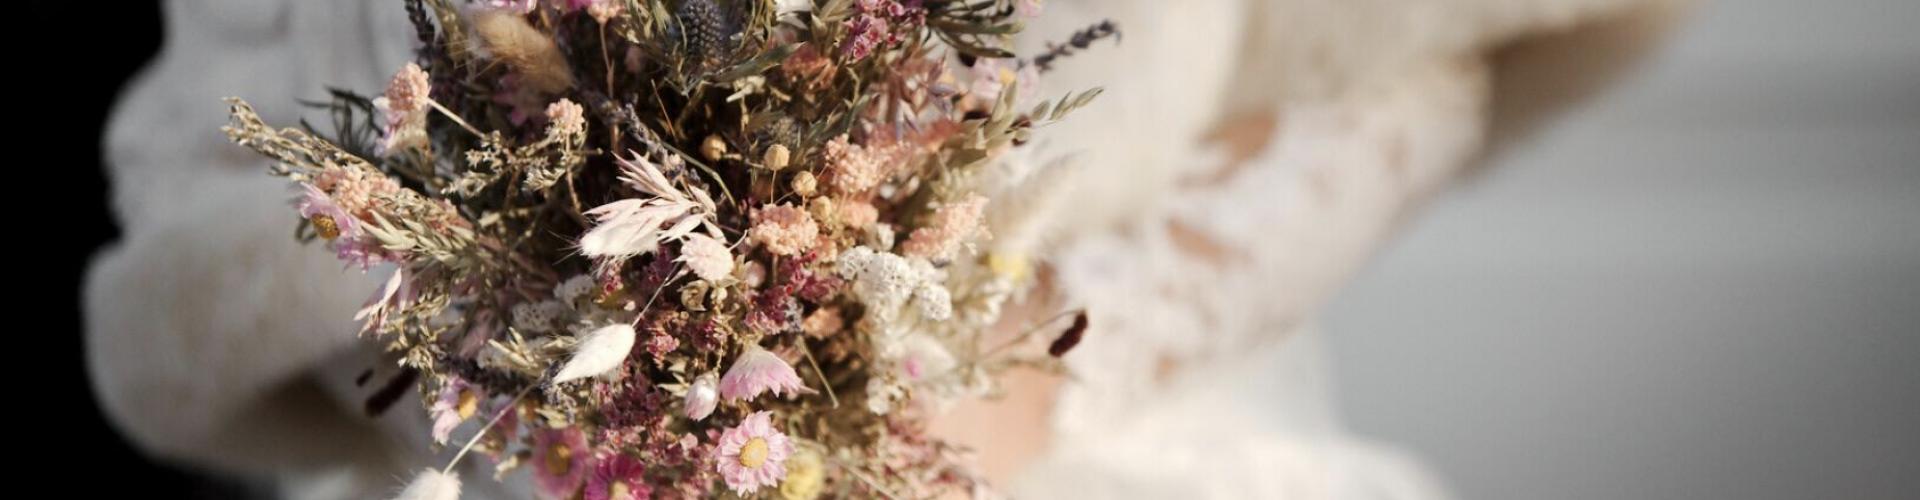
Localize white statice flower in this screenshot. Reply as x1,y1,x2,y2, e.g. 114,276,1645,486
511,300,569,333
865,376,905,415
911,281,953,321
554,274,598,304
836,247,917,326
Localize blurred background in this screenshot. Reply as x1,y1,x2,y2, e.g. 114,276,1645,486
40,0,1915,498
1326,0,1920,498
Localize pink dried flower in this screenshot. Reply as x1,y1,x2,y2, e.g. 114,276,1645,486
311,167,401,220
720,344,809,402
532,427,593,499
840,0,923,61
295,184,359,240
967,57,1040,107
748,203,819,256
490,74,548,126
374,63,433,155
584,0,624,23
715,411,794,495
545,98,586,138
488,0,538,13
677,233,734,281
645,324,680,363
354,267,414,333
840,14,889,61
781,44,837,90
823,134,918,195
1016,0,1044,18
834,196,880,228
429,377,478,444
585,453,651,500
744,287,799,334
900,194,988,259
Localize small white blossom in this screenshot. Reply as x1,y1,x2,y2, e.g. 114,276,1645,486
554,275,598,304
511,300,568,333
678,233,735,282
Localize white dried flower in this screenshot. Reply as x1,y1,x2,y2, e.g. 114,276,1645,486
391,469,461,500
373,63,433,156
897,333,956,382
512,300,568,333
554,323,638,383
684,372,720,420
544,98,585,138
678,233,735,281
554,275,598,304
865,377,904,415
836,246,949,328
911,281,953,321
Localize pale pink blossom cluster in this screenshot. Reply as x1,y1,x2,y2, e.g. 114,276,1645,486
900,194,988,259
834,197,880,228
304,168,410,268
821,134,912,195
545,98,586,138
747,203,818,256
583,0,623,23
374,63,433,155
313,164,402,220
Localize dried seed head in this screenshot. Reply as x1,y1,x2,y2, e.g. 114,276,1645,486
764,144,792,171
807,196,835,224
701,135,729,161
791,170,817,197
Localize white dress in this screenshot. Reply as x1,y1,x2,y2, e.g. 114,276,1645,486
84,1,1681,498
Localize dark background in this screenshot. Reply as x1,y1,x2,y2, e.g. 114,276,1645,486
32,1,253,497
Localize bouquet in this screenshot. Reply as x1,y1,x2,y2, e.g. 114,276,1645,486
221,0,1112,498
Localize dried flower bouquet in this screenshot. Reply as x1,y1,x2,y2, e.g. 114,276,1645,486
221,0,1110,498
